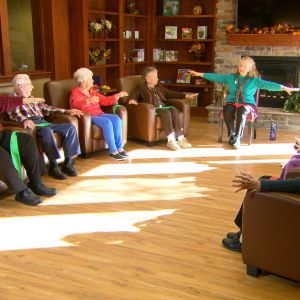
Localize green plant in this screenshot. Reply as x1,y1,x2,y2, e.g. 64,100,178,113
283,92,300,112
89,48,111,65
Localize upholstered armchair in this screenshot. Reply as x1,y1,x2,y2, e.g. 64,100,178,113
242,172,300,282
119,75,190,145
44,79,128,158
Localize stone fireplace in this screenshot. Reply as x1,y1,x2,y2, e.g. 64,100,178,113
253,56,300,108
206,0,300,131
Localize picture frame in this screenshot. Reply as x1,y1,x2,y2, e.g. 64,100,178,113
181,27,193,39
163,0,180,16
197,26,208,40
165,26,178,39
176,69,191,83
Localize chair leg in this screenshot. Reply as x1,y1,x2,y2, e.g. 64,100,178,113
248,122,253,145
253,120,257,139
218,119,223,143
246,265,262,277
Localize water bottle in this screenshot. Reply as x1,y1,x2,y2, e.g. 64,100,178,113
270,121,277,141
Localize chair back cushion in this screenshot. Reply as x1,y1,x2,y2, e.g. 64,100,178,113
44,79,77,109
119,75,144,103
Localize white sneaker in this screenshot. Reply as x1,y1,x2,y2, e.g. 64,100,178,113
177,137,192,149
167,140,181,151
232,139,240,149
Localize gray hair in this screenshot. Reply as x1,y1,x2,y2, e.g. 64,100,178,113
141,66,158,80
73,68,93,86
12,74,31,87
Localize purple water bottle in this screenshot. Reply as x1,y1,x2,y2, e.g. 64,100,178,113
270,121,277,141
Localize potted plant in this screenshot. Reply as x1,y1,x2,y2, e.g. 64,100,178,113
89,48,111,65
188,43,206,61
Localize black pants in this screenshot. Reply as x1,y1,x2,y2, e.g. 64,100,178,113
0,130,46,193
156,107,183,137
223,104,251,137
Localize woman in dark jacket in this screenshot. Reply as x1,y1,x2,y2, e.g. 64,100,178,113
128,66,197,151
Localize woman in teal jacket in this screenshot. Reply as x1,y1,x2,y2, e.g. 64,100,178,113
190,56,297,148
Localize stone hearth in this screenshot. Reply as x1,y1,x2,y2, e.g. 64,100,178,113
206,105,300,131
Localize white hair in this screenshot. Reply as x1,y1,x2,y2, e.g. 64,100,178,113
73,68,93,86
12,74,31,87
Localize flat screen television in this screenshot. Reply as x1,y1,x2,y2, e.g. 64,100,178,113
237,0,300,29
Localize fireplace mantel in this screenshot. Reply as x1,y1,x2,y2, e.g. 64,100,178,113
227,34,300,47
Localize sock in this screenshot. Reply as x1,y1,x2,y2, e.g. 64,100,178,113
167,133,176,142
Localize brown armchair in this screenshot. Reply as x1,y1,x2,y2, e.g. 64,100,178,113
44,79,128,158
119,75,190,145
242,175,300,282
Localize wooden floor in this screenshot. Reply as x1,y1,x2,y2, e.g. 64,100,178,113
0,117,300,300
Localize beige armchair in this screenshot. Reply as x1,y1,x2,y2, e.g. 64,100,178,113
119,75,190,145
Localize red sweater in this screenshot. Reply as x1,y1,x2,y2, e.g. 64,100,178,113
69,87,117,116
0,95,23,132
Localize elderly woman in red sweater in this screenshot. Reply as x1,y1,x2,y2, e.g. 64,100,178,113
69,68,128,160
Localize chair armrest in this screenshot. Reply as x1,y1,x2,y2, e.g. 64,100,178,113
126,103,157,141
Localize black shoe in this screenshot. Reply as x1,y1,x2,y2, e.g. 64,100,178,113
222,237,242,252
48,166,67,180
226,230,242,240
15,188,43,206
119,151,129,158
109,153,125,161
61,164,79,176
229,134,237,145
28,182,57,197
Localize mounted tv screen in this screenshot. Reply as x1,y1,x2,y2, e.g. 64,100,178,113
237,0,300,29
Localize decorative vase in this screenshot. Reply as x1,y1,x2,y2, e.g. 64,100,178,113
193,5,202,15
96,59,106,65
194,53,203,61
102,29,109,38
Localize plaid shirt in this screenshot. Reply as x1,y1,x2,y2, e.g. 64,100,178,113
8,103,66,124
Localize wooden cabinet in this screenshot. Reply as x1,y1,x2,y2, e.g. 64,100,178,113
68,0,217,111
153,0,217,112
68,0,152,89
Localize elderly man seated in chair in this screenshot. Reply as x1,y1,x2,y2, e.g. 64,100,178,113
7,74,83,180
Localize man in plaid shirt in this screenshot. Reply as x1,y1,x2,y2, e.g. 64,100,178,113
8,74,83,180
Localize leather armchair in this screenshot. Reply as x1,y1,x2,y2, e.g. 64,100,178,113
44,79,128,158
242,179,300,282
119,75,190,145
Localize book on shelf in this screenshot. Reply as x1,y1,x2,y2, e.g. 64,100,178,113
131,49,144,62
165,26,177,39
176,69,191,83
197,26,208,40
181,27,192,39
153,49,179,62
163,0,180,16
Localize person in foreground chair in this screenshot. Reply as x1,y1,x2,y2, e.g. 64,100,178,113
189,56,298,149
70,67,128,161
0,126,56,206
127,66,197,151
8,74,82,180
222,171,300,252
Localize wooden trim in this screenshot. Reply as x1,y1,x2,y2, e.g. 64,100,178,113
0,0,12,75
0,71,52,83
227,34,300,47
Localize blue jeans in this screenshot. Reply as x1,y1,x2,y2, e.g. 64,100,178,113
91,114,123,153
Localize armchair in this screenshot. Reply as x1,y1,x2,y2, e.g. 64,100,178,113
242,179,300,282
44,79,128,158
119,75,190,145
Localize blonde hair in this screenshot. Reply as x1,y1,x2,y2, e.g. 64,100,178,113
73,68,93,86
12,74,31,87
238,56,259,78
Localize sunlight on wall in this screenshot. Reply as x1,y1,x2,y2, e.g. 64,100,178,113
44,177,211,206
0,210,175,251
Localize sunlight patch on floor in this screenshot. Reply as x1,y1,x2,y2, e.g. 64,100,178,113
44,177,211,206
81,161,216,176
0,210,175,251
207,158,289,165
127,143,294,159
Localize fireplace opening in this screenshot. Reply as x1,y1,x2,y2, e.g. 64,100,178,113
252,56,300,108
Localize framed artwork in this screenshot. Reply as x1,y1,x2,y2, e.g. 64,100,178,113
163,0,180,16
197,26,208,39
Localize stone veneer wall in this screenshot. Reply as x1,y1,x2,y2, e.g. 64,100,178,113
207,0,300,130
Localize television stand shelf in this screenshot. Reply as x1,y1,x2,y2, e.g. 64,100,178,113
227,34,300,47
